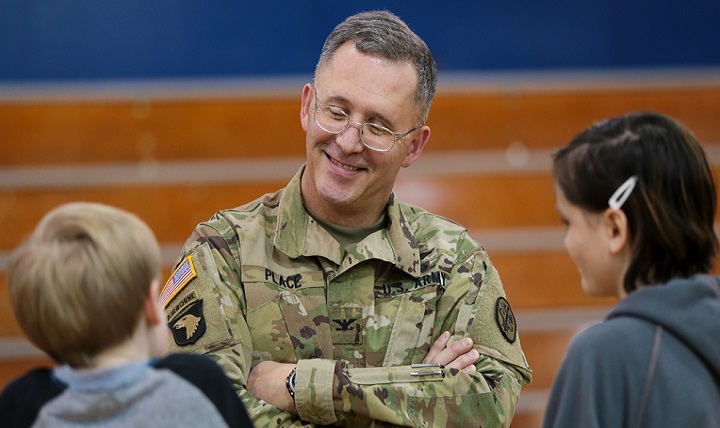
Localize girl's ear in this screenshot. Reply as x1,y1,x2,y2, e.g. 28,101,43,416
605,209,630,255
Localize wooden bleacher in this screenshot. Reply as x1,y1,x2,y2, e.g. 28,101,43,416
2,77,720,427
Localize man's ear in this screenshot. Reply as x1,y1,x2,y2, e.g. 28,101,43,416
605,209,630,255
300,83,314,133
401,125,431,168
144,279,162,326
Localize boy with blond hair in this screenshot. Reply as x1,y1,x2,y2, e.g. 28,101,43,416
0,202,251,427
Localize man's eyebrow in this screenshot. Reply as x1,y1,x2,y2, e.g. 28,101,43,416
323,94,351,106
322,94,397,130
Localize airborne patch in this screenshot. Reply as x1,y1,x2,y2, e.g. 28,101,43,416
495,297,517,343
168,299,206,346
166,290,199,323
161,256,197,308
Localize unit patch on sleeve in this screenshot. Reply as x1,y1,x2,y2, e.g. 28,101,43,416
161,256,197,308
168,298,207,346
495,297,517,343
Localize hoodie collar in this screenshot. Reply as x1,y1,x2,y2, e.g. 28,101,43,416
609,274,720,376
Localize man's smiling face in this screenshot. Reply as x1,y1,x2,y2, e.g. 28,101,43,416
299,42,427,226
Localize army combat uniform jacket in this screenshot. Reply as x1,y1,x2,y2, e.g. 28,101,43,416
163,166,532,427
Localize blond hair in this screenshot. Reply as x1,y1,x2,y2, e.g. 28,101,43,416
7,202,161,367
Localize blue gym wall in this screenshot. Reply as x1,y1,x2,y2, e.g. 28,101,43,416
1,1,719,82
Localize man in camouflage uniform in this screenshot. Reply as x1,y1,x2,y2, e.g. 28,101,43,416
162,10,532,427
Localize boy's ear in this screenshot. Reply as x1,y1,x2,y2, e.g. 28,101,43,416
144,279,162,326
605,209,630,255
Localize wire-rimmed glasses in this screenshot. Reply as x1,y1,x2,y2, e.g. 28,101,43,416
312,87,421,152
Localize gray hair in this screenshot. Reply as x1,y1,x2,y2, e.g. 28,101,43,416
314,10,437,124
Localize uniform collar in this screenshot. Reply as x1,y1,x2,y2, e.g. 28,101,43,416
275,165,421,277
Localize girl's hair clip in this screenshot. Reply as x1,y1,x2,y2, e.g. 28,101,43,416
608,176,638,210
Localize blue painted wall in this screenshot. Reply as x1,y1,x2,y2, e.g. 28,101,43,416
1,1,719,81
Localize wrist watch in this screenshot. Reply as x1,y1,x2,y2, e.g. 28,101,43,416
285,367,297,401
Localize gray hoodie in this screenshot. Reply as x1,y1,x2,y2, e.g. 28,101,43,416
543,274,720,428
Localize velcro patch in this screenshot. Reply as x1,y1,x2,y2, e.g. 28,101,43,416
166,290,199,324
330,308,363,345
495,297,517,343
161,256,197,308
168,299,207,346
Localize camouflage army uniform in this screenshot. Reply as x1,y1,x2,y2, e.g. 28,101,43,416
163,166,532,427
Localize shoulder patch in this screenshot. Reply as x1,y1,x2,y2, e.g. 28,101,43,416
495,297,517,343
161,256,197,308
168,299,207,346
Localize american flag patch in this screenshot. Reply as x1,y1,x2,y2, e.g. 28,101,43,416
161,256,197,308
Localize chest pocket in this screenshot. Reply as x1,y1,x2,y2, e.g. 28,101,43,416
242,265,332,363
372,279,440,367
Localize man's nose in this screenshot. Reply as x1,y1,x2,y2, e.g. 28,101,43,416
336,120,365,152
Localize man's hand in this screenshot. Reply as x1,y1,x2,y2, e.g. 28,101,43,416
246,360,298,414
423,331,479,372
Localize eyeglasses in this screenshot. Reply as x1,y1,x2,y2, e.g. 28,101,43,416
608,176,637,210
312,87,421,152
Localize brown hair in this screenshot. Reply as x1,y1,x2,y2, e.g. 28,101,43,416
553,112,718,293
